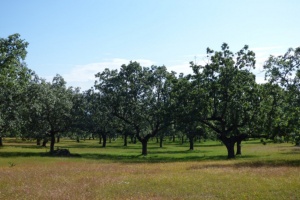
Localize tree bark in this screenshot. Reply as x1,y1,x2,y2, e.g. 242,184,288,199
37,138,41,146
141,139,148,156
225,142,235,159
236,134,247,155
50,131,56,153
102,134,107,147
189,136,194,150
159,136,163,148
219,135,236,159
123,134,128,146
236,140,242,155
42,138,48,147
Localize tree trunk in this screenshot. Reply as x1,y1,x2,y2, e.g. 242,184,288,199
141,139,148,156
225,142,235,159
37,138,41,146
42,138,48,147
0,136,3,146
109,136,111,143
219,135,236,159
102,134,107,148
189,136,194,150
159,136,163,148
76,136,80,143
133,136,137,144
181,136,184,144
156,137,159,143
99,135,102,144
172,135,175,142
236,140,242,155
56,135,60,143
50,132,55,153
124,134,128,146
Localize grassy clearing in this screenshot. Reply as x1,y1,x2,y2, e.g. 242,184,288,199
0,138,299,199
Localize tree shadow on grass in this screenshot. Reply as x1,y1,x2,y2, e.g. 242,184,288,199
77,153,257,163
187,159,300,170
0,151,46,157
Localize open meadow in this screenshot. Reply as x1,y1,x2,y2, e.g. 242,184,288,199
0,138,299,200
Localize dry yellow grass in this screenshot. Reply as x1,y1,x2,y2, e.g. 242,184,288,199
0,159,299,199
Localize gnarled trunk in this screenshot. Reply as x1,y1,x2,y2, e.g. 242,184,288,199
219,135,236,159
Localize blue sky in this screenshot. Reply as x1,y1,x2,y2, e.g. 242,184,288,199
1,0,299,90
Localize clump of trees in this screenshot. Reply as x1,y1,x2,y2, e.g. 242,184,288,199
1,33,299,158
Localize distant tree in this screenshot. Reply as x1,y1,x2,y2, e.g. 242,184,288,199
264,47,300,144
95,62,176,155
36,75,73,153
171,73,205,150
21,75,49,145
70,87,89,141
84,88,115,148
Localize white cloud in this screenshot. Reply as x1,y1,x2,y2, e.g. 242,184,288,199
167,62,192,75
63,58,155,90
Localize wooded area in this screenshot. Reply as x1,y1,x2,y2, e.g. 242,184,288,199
1,33,300,159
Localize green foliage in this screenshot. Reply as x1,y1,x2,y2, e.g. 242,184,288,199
264,46,300,144
0,34,32,140
95,62,177,155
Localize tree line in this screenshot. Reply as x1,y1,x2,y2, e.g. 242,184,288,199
1,34,299,158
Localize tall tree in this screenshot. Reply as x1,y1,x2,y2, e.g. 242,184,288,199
191,43,258,158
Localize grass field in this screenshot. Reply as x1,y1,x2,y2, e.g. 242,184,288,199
0,138,299,199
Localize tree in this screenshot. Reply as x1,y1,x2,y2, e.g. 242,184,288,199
171,73,205,150
0,34,31,145
35,75,73,153
95,62,176,155
191,43,258,158
264,47,300,144
20,75,49,145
